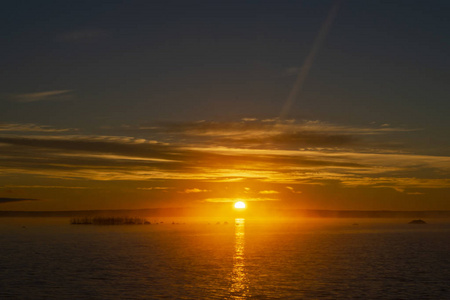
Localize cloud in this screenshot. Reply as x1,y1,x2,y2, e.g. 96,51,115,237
0,197,40,204
0,123,73,132
0,119,447,195
156,119,417,136
12,90,73,103
258,190,279,194
180,188,210,193
286,186,302,194
1,185,88,189
137,187,173,190
204,197,279,203
406,192,425,195
130,119,418,151
220,131,358,148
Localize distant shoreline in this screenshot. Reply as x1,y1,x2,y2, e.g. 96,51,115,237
1,208,450,219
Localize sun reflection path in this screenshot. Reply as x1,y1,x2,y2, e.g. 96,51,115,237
229,218,249,299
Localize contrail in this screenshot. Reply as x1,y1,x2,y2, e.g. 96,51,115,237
278,0,342,121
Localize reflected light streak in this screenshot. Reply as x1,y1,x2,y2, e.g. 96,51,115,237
229,218,249,299
279,0,341,120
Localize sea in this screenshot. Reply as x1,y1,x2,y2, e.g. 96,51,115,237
1,217,449,299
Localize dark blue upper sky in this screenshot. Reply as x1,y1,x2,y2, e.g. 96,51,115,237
1,0,449,150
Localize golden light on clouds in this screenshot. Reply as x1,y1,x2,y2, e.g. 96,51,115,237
0,118,449,211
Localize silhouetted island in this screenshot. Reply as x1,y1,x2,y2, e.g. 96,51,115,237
409,219,427,224
71,217,149,225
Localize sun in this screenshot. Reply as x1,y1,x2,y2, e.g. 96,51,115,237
234,201,246,209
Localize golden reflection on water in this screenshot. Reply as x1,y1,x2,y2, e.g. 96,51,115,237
229,218,249,299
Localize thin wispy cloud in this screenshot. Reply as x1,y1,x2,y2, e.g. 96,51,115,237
180,188,210,194
12,90,73,103
0,118,447,209
0,129,448,190
204,197,279,203
0,197,40,204
286,186,302,194
137,187,173,191
144,119,418,138
0,123,73,132
108,119,418,154
259,190,279,194
2,185,88,189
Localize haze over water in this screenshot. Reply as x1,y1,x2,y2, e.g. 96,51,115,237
1,218,449,299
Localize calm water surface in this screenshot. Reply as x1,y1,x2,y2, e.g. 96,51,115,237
1,218,449,299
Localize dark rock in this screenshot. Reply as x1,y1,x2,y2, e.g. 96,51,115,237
409,219,427,224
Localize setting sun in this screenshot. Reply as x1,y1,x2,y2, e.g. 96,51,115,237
234,201,246,209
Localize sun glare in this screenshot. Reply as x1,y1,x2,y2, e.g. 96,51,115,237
234,201,246,209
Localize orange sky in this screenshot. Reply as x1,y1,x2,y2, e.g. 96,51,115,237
1,119,449,211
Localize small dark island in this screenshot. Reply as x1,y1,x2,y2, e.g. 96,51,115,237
408,219,427,224
70,217,150,225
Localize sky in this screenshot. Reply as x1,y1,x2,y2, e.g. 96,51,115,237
0,0,449,211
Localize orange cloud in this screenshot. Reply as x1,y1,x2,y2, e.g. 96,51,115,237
180,188,210,194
